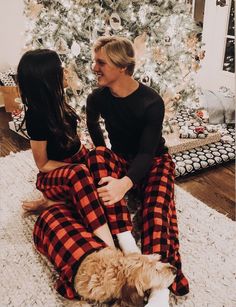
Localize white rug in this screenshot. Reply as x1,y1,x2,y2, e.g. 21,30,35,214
0,150,235,307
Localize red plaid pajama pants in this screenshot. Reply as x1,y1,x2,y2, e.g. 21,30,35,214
35,145,132,235
33,204,106,299
33,145,132,299
86,146,189,296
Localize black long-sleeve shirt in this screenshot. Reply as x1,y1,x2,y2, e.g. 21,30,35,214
86,82,168,184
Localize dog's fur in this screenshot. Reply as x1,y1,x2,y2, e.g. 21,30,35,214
74,247,176,306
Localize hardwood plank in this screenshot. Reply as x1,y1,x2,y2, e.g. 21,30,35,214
176,162,235,220
0,108,30,156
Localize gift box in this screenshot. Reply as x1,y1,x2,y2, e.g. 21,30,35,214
0,86,21,112
9,110,29,139
165,125,221,154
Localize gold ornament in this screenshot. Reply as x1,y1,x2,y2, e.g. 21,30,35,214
152,46,167,64
163,89,182,119
163,90,175,119
191,59,200,72
66,64,82,94
104,25,111,36
26,0,43,19
186,34,198,52
133,32,147,69
55,38,69,54
173,93,181,102
198,50,206,60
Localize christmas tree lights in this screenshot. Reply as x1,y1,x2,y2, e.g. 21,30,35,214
23,0,202,126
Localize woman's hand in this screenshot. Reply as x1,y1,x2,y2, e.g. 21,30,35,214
97,176,133,206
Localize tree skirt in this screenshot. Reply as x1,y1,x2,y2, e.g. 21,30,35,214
173,127,235,177
0,150,236,307
169,108,235,177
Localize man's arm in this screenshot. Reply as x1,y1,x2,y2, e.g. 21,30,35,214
126,100,165,184
97,99,165,206
86,94,106,146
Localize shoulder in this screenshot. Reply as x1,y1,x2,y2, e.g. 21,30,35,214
87,87,108,101
25,108,48,140
86,87,110,112
138,83,164,109
25,108,45,122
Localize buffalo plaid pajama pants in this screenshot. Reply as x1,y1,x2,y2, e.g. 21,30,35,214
33,145,132,298
35,145,132,235
33,204,106,299
86,146,189,296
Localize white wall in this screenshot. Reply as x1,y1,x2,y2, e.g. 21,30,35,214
196,0,235,92
0,0,26,70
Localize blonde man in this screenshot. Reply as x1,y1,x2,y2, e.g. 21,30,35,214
86,36,189,307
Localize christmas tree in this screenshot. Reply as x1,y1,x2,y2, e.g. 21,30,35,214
23,0,202,132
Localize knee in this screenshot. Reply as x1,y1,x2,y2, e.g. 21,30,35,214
67,164,91,180
87,146,112,162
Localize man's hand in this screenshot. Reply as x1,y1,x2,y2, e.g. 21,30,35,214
97,176,133,206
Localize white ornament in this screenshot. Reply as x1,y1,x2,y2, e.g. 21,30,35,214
221,135,234,144
140,74,151,86
109,12,121,30
55,38,69,54
71,41,81,57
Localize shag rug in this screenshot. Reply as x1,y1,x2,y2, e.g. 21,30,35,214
0,150,235,307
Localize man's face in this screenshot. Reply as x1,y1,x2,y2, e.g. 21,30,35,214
92,48,123,88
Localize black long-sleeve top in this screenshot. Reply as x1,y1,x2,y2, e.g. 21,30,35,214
86,82,168,184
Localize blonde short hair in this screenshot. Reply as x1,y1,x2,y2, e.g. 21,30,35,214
93,36,136,76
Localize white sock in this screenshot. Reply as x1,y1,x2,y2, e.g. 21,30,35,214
116,231,141,255
145,288,170,307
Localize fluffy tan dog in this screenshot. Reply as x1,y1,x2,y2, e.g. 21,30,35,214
74,247,176,306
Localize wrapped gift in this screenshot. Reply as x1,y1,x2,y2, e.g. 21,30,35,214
165,125,221,154
0,86,21,112
9,110,29,139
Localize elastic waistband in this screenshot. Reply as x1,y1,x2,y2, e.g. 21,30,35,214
63,145,89,163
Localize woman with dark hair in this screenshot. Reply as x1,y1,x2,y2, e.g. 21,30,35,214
17,48,139,299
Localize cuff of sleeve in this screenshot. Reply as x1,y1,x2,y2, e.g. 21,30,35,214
126,172,137,186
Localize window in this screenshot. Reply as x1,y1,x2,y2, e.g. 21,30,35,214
223,0,235,73
196,0,235,92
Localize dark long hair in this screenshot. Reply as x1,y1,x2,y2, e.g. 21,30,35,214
17,49,79,149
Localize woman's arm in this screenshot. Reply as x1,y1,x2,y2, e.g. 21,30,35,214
30,140,70,173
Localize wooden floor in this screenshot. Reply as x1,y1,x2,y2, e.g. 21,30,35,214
0,107,235,220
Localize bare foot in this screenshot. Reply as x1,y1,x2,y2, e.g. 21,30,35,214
22,198,64,216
